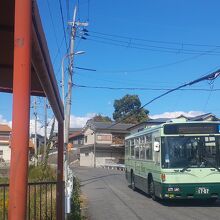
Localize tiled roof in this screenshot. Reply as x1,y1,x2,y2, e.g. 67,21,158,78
87,121,134,132
69,128,82,133
69,131,83,139
0,124,11,132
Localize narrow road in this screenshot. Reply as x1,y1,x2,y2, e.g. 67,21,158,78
74,167,220,220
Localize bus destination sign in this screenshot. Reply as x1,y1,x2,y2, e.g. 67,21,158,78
164,123,220,135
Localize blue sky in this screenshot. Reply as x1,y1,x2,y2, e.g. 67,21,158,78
1,0,220,128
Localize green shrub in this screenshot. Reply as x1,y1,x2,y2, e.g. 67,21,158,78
67,177,84,220
28,165,56,182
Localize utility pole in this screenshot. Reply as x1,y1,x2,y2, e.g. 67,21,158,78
34,97,38,165
65,5,78,144
64,6,77,216
43,97,47,161
63,5,88,215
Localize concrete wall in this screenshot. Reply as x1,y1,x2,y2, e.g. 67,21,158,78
95,151,123,167
80,148,124,167
80,151,94,167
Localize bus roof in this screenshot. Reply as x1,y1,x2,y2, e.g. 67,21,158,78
126,120,220,139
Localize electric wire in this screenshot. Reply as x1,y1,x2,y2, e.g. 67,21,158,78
46,0,63,67
73,83,220,91
88,34,220,54
78,46,220,74
90,30,220,48
106,69,220,128
66,0,70,22
58,0,68,51
86,37,220,55
52,35,65,65
87,0,90,21
203,82,215,111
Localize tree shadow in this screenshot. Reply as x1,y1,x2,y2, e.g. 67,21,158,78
80,173,121,186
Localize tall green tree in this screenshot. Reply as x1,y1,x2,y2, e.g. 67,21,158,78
113,94,149,124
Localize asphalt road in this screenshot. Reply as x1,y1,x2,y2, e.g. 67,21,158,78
74,167,220,220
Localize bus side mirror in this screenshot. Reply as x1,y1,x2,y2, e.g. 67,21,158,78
154,141,160,152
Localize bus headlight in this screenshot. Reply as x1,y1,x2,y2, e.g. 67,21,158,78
167,187,173,192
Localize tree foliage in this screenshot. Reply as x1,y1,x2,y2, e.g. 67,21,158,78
113,94,149,124
92,114,112,122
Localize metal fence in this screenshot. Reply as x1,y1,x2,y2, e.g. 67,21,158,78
0,181,57,220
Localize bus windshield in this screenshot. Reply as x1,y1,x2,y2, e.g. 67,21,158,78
162,136,220,169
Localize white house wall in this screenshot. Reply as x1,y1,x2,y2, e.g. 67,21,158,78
0,145,11,162
84,128,95,145
80,151,94,167
80,150,124,167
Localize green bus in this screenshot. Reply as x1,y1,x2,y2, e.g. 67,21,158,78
125,120,220,201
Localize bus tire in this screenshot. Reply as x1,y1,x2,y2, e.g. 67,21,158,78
149,178,156,201
131,172,136,191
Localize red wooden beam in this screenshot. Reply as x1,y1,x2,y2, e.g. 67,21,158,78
8,0,32,219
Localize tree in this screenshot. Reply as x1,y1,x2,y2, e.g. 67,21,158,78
92,114,112,122
113,94,149,124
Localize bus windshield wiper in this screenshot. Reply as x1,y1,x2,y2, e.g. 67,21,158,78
201,157,220,172
180,157,196,173
180,164,192,173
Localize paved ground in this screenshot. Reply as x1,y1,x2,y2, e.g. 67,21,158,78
74,167,220,220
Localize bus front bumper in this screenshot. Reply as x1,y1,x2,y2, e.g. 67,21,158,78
160,183,220,199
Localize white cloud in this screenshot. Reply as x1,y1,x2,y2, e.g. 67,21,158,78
150,111,204,119
70,113,96,128
0,113,96,137
0,114,8,124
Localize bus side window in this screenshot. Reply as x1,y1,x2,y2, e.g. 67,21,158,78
135,146,139,159
128,140,131,156
140,146,145,159
130,139,135,157
145,134,153,160
154,137,160,164
125,140,129,157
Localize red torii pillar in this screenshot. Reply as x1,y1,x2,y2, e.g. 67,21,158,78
8,0,32,219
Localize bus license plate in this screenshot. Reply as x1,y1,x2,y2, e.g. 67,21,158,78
196,187,209,194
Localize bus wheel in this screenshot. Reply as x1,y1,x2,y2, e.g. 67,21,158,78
131,173,136,191
149,179,156,201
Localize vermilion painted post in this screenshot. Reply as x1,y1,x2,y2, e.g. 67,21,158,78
8,0,32,219
57,122,64,219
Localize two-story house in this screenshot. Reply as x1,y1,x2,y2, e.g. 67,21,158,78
0,124,11,162
0,124,35,163
80,120,133,167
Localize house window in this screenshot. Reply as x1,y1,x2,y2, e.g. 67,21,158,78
0,150,3,156
97,135,111,141
85,152,89,156
85,136,87,143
